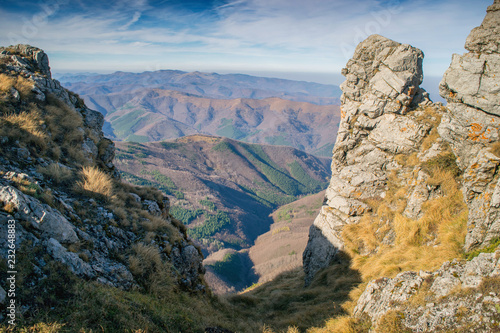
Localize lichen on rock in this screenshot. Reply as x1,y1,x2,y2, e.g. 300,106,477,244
438,0,500,251
303,34,433,286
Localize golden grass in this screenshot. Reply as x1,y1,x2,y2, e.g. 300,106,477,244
308,315,369,333
0,107,47,151
375,311,410,333
272,225,291,235
74,166,114,199
0,73,33,98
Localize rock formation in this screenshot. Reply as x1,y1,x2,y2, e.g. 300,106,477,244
438,0,500,251
303,1,500,331
303,34,432,285
0,45,205,317
354,250,500,331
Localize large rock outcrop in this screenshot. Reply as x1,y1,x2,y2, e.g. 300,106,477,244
302,35,432,285
354,250,500,332
306,1,500,331
438,0,500,251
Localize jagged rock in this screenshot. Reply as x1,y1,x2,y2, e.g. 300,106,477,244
438,0,500,251
46,238,95,278
465,0,500,54
171,244,205,290
354,250,500,331
143,200,162,216
303,35,431,285
0,184,78,244
354,271,423,322
0,44,51,79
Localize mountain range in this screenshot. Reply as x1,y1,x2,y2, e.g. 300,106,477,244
58,71,342,156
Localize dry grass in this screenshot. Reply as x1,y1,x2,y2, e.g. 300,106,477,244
0,107,47,151
37,164,74,185
129,242,162,277
74,166,114,199
489,141,500,158
0,73,33,98
339,166,467,323
308,315,370,333
375,311,410,333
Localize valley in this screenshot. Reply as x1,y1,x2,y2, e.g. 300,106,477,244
113,135,331,292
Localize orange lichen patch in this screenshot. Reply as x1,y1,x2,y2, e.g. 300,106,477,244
352,191,363,199
340,107,346,119
470,123,483,132
401,127,407,132
468,123,489,142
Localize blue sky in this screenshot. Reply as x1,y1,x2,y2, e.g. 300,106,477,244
0,0,492,85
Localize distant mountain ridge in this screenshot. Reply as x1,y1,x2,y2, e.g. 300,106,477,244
115,135,331,252
106,89,340,155
57,70,341,105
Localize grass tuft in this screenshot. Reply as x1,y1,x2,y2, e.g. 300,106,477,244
74,166,114,199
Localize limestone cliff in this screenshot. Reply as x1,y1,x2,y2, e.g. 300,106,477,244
0,45,205,323
303,1,500,331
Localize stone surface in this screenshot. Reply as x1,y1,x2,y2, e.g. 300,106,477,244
303,34,431,285
438,0,500,251
46,238,95,278
0,184,78,244
354,250,500,331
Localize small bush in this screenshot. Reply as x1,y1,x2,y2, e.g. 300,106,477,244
74,166,114,199
0,107,47,150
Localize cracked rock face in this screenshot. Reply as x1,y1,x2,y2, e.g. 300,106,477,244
438,0,500,251
302,35,431,285
354,250,500,332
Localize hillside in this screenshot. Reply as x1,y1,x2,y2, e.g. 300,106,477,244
202,190,325,294
249,190,325,285
113,135,330,291
0,45,231,332
58,71,342,156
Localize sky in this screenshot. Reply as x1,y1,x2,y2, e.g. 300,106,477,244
0,0,492,88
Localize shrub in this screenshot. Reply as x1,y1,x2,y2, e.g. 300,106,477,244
74,166,114,199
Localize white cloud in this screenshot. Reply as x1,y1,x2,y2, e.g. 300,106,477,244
0,0,492,78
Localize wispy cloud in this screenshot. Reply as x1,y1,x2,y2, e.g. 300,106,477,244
0,0,492,78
